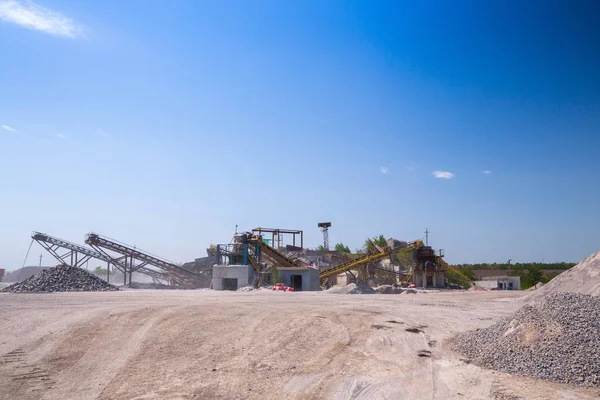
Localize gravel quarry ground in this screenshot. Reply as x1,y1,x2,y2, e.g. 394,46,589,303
0,290,598,400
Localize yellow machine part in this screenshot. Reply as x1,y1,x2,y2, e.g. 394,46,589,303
319,249,392,279
246,235,302,269
319,241,419,280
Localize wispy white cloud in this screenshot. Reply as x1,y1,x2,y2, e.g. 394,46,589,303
56,133,64,139
432,170,455,179
380,166,389,174
482,170,492,174
98,128,109,137
1,124,17,132
0,0,81,38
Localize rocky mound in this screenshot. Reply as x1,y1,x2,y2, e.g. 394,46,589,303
526,282,545,291
374,284,404,294
3,266,49,283
1,265,119,293
325,282,376,294
452,292,600,387
528,250,600,302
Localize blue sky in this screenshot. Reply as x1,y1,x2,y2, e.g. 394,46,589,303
1,0,599,269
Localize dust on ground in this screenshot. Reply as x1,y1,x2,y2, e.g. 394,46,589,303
0,290,598,400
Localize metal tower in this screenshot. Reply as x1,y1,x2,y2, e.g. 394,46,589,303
317,222,332,251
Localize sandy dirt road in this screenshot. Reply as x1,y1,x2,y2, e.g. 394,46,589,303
0,290,598,400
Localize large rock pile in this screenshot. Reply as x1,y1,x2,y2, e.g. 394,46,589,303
452,292,600,387
325,282,376,294
374,284,404,294
527,250,600,302
1,265,119,293
3,266,49,283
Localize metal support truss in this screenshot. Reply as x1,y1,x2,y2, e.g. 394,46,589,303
31,231,170,287
85,232,209,287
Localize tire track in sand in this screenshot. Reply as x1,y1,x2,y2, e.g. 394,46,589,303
44,307,173,400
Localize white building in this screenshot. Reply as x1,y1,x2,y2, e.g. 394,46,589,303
212,265,254,290
474,275,521,290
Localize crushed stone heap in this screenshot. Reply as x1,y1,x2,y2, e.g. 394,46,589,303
527,250,600,302
374,284,404,294
325,282,376,294
1,265,119,293
452,292,600,387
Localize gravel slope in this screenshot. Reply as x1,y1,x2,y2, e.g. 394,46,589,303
527,250,600,302
452,292,600,387
2,266,118,293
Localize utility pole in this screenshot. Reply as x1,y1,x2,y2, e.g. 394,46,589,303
506,259,512,291
39,253,42,267
425,228,429,246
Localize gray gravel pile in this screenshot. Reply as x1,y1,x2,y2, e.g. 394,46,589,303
374,284,404,294
325,282,376,294
452,292,600,387
3,266,49,283
1,265,119,293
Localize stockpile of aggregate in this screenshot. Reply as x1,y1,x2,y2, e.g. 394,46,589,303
452,292,600,387
1,265,119,293
325,282,376,294
374,284,404,294
3,266,49,283
527,250,600,302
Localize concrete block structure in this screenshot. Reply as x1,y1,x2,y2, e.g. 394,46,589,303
212,265,254,290
277,267,321,291
474,275,521,290
414,270,445,288
412,245,446,289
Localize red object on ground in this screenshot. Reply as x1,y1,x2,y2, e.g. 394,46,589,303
409,282,416,288
272,283,294,292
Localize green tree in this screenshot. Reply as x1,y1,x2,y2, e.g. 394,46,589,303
460,268,475,281
446,266,472,289
520,267,544,289
542,271,561,283
92,266,114,275
334,243,351,254
362,235,387,252
271,268,281,284
391,246,413,269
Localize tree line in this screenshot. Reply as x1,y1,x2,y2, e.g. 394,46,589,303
451,262,575,271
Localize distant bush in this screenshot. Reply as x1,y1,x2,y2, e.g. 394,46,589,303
271,268,281,284
92,267,116,275
451,262,576,271
446,266,472,289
